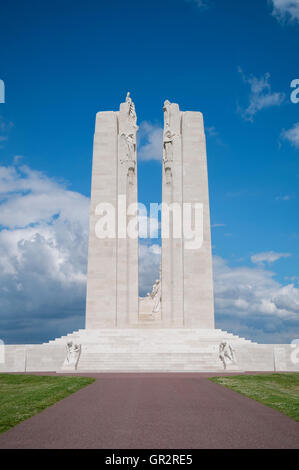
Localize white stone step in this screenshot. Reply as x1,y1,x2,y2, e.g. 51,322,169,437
76,349,229,372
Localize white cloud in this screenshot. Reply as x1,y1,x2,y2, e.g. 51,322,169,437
281,122,299,148
285,275,299,284
0,115,13,133
0,162,90,343
186,0,210,9
138,121,163,161
238,68,285,121
214,255,298,319
206,126,218,137
0,115,13,147
138,216,159,239
275,194,293,201
270,0,299,22
251,251,291,264
139,243,161,296
0,166,89,230
213,255,299,342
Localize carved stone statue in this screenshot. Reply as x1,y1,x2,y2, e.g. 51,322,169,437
120,132,136,185
219,341,236,370
163,100,171,129
126,92,138,128
164,167,172,185
163,129,175,185
62,341,81,370
151,279,161,313
120,132,136,162
127,166,135,186
163,129,175,164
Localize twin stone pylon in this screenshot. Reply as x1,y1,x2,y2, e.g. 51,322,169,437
85,94,214,329
4,94,294,374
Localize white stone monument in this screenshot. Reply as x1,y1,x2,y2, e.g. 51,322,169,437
1,94,298,374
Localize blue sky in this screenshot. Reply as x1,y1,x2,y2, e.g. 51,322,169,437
0,0,298,344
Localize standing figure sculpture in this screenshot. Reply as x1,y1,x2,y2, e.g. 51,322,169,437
163,129,175,185
120,132,136,186
219,341,236,370
120,132,136,162
163,100,171,129
62,341,81,370
163,129,175,164
126,92,138,128
151,279,162,314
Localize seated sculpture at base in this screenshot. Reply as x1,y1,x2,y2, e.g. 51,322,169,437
61,342,81,370
219,341,237,370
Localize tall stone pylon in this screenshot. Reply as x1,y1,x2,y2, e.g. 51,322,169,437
161,101,184,326
85,93,139,328
161,102,215,328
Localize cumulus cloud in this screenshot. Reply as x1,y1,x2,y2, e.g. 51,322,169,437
251,251,291,264
138,121,163,161
270,0,299,22
213,255,299,343
237,68,285,121
0,162,90,343
281,122,299,148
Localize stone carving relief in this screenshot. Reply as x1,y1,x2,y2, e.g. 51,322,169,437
120,132,136,186
120,132,136,162
62,341,81,370
163,99,171,129
163,100,176,185
126,92,138,129
163,129,175,185
120,93,138,185
219,341,236,370
163,129,175,164
150,279,161,314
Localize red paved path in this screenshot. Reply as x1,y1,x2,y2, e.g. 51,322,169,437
0,373,298,449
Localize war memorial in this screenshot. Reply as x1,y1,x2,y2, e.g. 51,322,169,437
1,94,297,373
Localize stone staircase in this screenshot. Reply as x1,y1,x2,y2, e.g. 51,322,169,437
77,351,226,372
46,328,256,372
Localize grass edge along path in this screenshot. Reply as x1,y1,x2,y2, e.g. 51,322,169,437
0,373,95,433
210,373,299,422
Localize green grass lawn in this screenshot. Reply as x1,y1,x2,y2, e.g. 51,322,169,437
210,373,299,422
0,374,95,433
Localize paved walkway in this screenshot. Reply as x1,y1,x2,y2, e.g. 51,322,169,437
0,372,298,449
